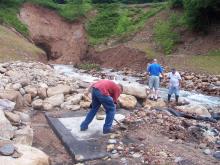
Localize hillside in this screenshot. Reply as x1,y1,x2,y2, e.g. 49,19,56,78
0,25,46,62
0,0,219,74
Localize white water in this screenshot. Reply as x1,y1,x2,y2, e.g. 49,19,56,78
53,64,220,108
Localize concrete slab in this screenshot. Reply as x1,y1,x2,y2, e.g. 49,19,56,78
45,109,128,163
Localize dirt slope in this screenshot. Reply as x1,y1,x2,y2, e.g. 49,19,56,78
20,3,87,65
0,25,46,62
87,45,149,71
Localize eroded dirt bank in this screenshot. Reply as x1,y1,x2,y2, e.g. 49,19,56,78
20,3,88,64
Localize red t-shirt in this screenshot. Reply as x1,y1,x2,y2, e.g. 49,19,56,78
92,80,121,104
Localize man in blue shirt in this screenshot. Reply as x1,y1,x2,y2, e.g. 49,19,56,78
147,59,163,101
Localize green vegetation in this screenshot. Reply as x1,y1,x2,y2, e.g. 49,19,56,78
28,0,92,21
153,12,186,54
0,0,28,36
92,0,166,4
87,3,165,44
169,0,220,31
76,62,101,71
166,50,220,74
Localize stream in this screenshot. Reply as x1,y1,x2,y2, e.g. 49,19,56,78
53,64,220,109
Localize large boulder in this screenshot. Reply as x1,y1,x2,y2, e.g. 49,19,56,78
0,144,50,165
0,99,15,111
118,94,137,109
177,104,211,118
122,84,147,99
4,111,21,123
143,98,166,109
0,110,15,139
24,86,38,98
44,94,64,107
0,90,24,109
32,99,43,110
66,93,83,104
37,88,47,99
13,126,33,146
61,102,81,111
47,84,71,97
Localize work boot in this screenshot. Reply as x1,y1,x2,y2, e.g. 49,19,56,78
103,128,116,134
168,94,171,103
175,95,179,105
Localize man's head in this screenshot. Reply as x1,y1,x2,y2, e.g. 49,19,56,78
118,83,123,93
153,59,157,63
171,68,176,74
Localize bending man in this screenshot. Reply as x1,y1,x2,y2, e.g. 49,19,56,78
147,59,163,101
80,79,123,134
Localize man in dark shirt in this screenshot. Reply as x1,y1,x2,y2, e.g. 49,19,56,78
80,79,123,134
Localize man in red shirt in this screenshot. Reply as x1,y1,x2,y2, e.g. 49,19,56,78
80,79,123,134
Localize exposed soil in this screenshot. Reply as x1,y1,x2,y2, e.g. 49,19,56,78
86,45,149,71
31,112,73,165
20,3,88,65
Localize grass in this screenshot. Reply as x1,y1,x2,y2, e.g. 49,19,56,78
28,0,93,21
87,3,165,45
0,25,45,62
76,62,101,71
164,50,220,74
153,11,186,54
0,0,28,36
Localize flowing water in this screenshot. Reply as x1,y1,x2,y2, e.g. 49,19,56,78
53,64,220,108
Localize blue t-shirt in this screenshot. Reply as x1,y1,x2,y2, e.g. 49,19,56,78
147,63,163,76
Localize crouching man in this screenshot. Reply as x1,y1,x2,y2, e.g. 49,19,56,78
167,68,181,104
80,79,123,134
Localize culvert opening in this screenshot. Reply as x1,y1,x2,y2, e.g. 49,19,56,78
35,42,53,61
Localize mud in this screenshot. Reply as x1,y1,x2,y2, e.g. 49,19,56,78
20,3,88,65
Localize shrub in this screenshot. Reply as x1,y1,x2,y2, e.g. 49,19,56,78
168,0,183,8
183,0,220,31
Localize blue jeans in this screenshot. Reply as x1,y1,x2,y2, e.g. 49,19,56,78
168,86,180,96
80,88,115,133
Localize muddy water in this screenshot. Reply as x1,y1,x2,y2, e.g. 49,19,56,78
53,64,220,108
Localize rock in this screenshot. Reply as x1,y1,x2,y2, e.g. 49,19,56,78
42,102,53,111
14,126,33,146
177,104,211,118
122,84,147,99
0,144,15,156
66,94,83,104
184,75,194,80
80,101,91,108
24,86,38,98
0,144,50,165
203,149,211,155
0,110,15,139
15,112,30,122
111,153,120,159
44,94,64,107
213,151,220,160
19,88,26,96
47,84,71,97
107,144,115,152
12,83,22,91
37,88,47,99
132,153,142,158
143,98,166,108
0,67,7,73
0,99,15,111
32,99,43,110
96,114,105,120
215,81,220,86
4,111,21,123
118,94,137,109
23,94,32,105
60,102,80,111
108,139,117,144
0,90,24,109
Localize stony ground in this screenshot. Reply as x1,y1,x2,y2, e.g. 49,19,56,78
0,61,219,165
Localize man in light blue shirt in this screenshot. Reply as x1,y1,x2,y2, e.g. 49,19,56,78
147,59,163,101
